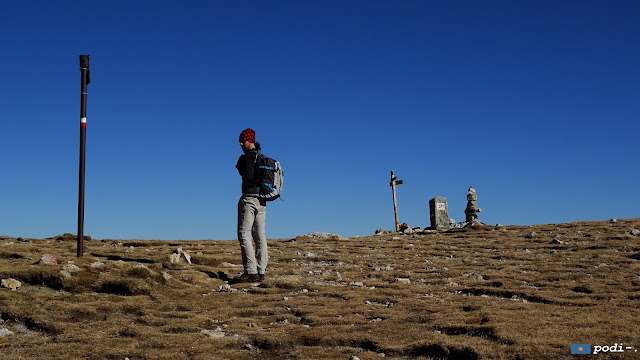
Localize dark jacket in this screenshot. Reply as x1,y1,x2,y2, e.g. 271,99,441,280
236,149,260,196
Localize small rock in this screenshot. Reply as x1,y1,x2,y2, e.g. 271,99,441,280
38,254,57,265
0,328,15,336
90,262,105,269
162,272,172,281
62,263,82,273
610,218,618,223
1,278,21,291
170,247,192,265
303,251,316,258
247,322,257,328
525,232,536,239
349,356,361,360
242,344,253,350
200,328,225,339
395,278,410,285
550,238,565,244
630,229,640,236
351,282,364,287
219,284,232,292
467,273,484,281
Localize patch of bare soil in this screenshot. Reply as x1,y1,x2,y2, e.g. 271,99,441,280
1,218,639,359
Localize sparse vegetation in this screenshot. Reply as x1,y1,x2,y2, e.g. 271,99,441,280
1,218,639,359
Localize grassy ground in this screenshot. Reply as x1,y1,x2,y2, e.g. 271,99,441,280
1,218,639,359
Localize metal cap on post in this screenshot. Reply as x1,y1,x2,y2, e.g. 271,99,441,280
77,55,90,257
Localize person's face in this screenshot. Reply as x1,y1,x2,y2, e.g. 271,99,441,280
240,140,252,152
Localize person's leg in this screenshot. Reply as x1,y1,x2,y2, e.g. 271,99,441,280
237,197,258,274
252,198,268,275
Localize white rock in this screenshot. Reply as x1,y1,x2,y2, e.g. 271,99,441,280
62,263,82,273
1,278,21,291
200,328,225,339
395,278,410,285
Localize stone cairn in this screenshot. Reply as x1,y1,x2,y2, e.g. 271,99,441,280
464,186,482,223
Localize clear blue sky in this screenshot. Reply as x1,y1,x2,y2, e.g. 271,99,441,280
1,1,638,240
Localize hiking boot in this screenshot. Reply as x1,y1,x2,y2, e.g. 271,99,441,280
258,273,265,282
231,272,259,284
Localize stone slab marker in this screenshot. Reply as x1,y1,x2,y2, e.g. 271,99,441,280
429,197,450,231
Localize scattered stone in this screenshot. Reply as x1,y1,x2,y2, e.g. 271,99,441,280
374,229,387,236
90,262,105,269
299,232,343,239
38,254,57,265
303,251,316,258
495,224,504,229
219,284,233,292
465,219,485,227
247,322,257,328
349,356,361,360
0,328,15,336
392,236,402,240
169,247,192,265
162,272,172,281
395,278,410,285
525,232,537,239
452,221,468,229
374,266,393,271
550,238,565,245
62,263,82,273
1,278,21,291
242,344,253,350
631,229,640,236
200,327,225,339
466,273,484,281
610,218,618,223
351,282,365,287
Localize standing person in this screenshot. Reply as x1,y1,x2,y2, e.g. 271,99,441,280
233,128,267,283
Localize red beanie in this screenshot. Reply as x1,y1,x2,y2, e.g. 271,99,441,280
239,128,256,143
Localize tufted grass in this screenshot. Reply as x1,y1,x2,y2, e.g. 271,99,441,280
0,218,639,359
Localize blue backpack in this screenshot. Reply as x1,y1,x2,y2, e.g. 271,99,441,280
254,152,284,201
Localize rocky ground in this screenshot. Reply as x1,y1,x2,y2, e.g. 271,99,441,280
1,218,639,359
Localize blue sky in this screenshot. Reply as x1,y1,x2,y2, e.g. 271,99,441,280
1,1,638,240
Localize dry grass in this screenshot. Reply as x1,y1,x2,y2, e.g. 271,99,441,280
1,218,639,359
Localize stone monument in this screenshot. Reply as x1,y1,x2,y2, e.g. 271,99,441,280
429,196,450,231
464,186,482,223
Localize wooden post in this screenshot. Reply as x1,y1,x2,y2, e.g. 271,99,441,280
390,171,403,231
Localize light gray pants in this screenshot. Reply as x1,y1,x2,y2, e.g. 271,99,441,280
237,196,267,274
